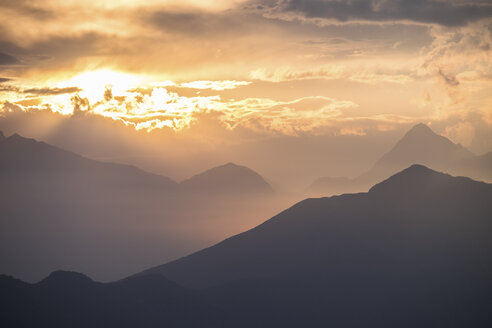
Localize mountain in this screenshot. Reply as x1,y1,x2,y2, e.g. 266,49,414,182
179,162,273,195
309,123,477,195
0,132,292,283
358,123,473,184
0,271,221,328
3,165,491,327
136,165,492,326
379,123,472,165
0,132,182,282
0,132,177,190
448,151,492,182
141,165,492,287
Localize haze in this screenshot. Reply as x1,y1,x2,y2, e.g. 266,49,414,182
1,2,492,327
1,0,492,284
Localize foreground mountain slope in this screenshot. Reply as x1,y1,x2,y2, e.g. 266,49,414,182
136,165,492,326
179,162,273,194
0,271,222,328
3,165,491,327
141,165,492,289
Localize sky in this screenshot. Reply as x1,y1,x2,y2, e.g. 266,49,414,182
1,0,492,188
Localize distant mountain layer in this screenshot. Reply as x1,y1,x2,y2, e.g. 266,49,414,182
373,123,472,170
144,165,492,326
310,123,490,195
179,162,273,194
0,133,178,190
3,165,492,327
309,176,355,195
142,164,492,289
448,151,492,181
0,131,280,282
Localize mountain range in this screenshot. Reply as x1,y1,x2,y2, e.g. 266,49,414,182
2,165,491,327
310,123,491,195
0,132,273,194
0,131,284,282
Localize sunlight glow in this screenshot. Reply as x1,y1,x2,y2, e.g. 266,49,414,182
65,70,145,103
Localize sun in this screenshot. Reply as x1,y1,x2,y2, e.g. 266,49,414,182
66,69,146,103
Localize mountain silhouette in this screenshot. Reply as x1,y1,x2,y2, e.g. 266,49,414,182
0,271,222,328
309,123,478,195
448,151,492,182
0,132,293,282
179,162,273,194
359,123,473,183
2,165,491,327
137,165,492,326
0,132,177,190
0,132,180,281
140,164,492,289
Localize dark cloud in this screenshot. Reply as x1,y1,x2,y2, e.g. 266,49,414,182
437,68,459,86
0,77,12,83
1,100,23,112
0,52,19,65
23,87,82,95
0,85,20,93
0,32,116,73
0,0,55,20
71,94,91,116
266,0,492,26
104,87,113,102
146,9,266,37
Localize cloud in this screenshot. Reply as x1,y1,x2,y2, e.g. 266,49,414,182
261,0,492,27
71,94,91,115
0,0,55,20
418,21,492,109
1,100,23,113
0,52,19,65
443,121,475,147
104,87,113,101
0,77,12,83
250,65,414,84
437,68,459,86
0,85,20,93
2,82,358,136
23,87,82,95
179,80,251,90
146,9,256,37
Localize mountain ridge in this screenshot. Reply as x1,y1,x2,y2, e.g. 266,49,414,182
0,131,178,189
2,164,491,327
138,164,492,289
309,123,487,195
